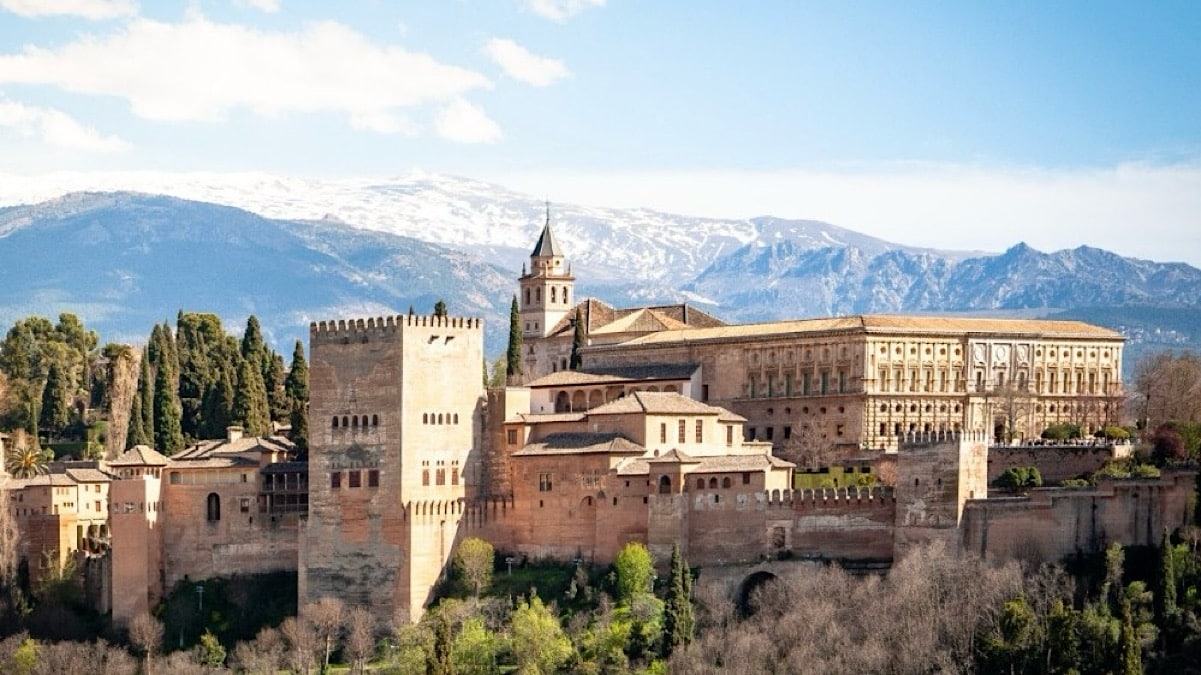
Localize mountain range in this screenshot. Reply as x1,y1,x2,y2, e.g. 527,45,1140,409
0,173,1198,372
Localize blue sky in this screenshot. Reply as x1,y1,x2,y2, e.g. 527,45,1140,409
1,1,1199,263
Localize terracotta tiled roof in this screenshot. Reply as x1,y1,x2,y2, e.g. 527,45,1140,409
605,314,1122,347
525,371,622,387
260,461,308,474
525,363,700,388
545,299,726,338
587,391,730,416
617,453,793,475
109,445,170,466
512,432,645,457
167,456,259,469
591,308,690,335
64,468,112,483
172,435,295,460
518,412,588,424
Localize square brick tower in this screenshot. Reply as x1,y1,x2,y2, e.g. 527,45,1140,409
300,314,484,623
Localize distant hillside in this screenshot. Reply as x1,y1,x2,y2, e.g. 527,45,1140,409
0,192,513,352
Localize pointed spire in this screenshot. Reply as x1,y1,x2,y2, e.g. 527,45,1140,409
530,201,564,258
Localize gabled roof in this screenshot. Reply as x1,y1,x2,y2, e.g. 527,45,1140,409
590,308,690,335
646,448,702,464
109,445,169,467
524,363,699,389
587,391,729,416
531,222,564,258
617,452,794,476
512,432,645,457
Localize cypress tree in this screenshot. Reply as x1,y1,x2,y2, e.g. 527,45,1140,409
266,352,289,422
127,348,154,448
40,360,72,439
662,543,695,657
234,355,271,437
569,307,586,370
1157,528,1178,624
147,324,165,371
433,300,448,318
506,296,523,385
1120,597,1142,675
200,367,235,439
285,340,309,452
241,316,271,376
153,350,184,455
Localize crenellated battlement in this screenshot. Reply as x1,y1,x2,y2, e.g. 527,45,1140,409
897,429,988,449
310,314,483,343
771,485,896,509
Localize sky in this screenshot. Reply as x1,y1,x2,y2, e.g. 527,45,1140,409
0,0,1199,264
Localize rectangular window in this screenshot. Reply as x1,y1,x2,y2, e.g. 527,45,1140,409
95,500,101,512
695,420,703,443
821,372,829,394
726,425,734,446
742,472,751,485
783,425,792,440
422,469,430,486
436,469,445,486
785,374,793,395
765,426,774,441
702,384,709,401
451,468,459,486
802,373,810,395
507,429,518,445
839,371,847,393
348,470,362,488
240,497,250,513
368,470,379,488
678,419,686,443
331,472,342,489
538,473,553,492
660,423,667,444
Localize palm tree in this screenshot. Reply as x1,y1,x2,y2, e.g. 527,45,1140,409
6,444,49,479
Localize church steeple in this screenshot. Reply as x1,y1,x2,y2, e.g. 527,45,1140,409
518,203,575,340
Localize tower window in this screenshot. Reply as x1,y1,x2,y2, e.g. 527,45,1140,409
206,493,221,522
678,419,686,443
551,287,557,302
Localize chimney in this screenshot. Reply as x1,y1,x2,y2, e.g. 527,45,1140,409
227,426,244,443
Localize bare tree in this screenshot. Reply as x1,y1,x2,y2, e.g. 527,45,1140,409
344,607,377,675
231,626,283,674
1134,350,1201,430
304,596,345,671
281,615,319,674
103,345,139,459
128,611,164,675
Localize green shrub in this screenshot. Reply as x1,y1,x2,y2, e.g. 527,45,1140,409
994,466,1044,490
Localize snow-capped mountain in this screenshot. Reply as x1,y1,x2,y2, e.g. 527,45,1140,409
0,174,1199,368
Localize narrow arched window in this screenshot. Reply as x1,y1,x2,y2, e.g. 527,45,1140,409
332,417,339,428
658,475,671,494
722,477,732,488
342,416,349,428
696,478,704,490
437,414,443,424
453,413,459,424
423,413,428,424
551,287,557,303
206,493,221,522
373,414,380,426
708,477,718,489
564,288,569,304
352,415,359,427
361,415,368,427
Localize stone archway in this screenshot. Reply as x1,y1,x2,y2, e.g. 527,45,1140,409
734,570,781,618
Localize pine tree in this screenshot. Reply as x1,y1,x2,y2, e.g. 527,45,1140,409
433,300,448,318
662,543,695,657
570,307,586,370
285,340,309,452
234,355,271,437
153,350,184,455
40,359,72,439
506,296,523,385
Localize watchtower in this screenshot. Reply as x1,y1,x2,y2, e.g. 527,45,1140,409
518,206,575,341
300,313,485,623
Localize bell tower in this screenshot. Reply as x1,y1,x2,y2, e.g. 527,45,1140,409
519,204,575,339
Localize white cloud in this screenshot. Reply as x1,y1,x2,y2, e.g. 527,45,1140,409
0,0,137,20
490,162,1201,267
435,99,501,144
0,96,127,151
523,0,604,22
482,38,569,87
0,15,492,135
233,0,278,13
